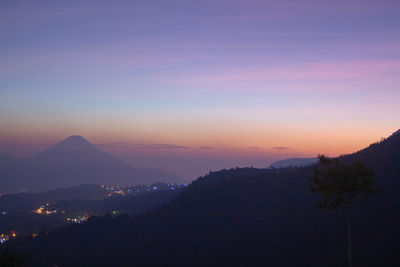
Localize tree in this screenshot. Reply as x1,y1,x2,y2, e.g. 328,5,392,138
308,155,377,267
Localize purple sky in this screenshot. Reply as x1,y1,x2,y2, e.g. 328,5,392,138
1,0,400,180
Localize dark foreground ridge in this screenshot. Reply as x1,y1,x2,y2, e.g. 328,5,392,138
3,131,400,266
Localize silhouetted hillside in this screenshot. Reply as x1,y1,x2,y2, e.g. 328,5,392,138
55,189,182,215
4,131,400,266
0,153,13,163
0,183,184,236
0,184,107,212
0,136,181,193
340,131,400,188
0,153,14,179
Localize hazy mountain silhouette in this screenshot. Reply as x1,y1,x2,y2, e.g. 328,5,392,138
5,130,400,266
268,157,318,168
0,152,14,172
0,152,14,162
0,136,181,193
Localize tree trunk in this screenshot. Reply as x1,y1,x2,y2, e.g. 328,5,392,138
347,207,352,267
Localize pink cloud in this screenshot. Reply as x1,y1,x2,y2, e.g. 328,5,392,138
158,60,400,93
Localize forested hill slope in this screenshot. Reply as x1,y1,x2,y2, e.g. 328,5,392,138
4,132,400,267
341,131,400,187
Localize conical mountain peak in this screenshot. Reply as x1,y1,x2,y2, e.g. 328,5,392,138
4,135,181,192
63,135,90,144
49,135,97,151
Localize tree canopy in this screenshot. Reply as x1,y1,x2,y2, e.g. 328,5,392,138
309,155,376,209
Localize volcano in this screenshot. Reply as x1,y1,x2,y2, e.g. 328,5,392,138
0,136,182,193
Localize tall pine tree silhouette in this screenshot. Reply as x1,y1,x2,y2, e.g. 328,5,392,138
309,155,377,267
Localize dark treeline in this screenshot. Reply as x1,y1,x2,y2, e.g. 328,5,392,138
55,189,182,215
3,133,400,266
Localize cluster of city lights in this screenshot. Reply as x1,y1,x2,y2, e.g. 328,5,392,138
34,203,65,215
102,183,188,198
66,215,88,224
0,231,16,244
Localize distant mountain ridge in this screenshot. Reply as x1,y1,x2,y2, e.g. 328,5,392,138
0,136,182,193
268,157,318,169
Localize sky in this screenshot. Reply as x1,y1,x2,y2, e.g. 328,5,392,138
1,0,400,180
